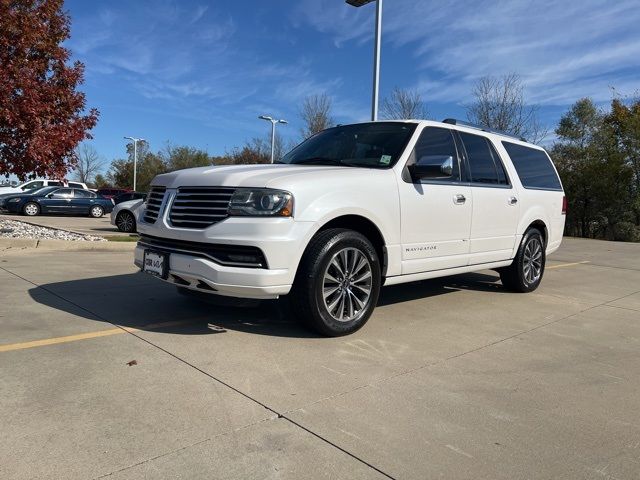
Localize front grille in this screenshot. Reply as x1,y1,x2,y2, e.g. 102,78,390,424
169,186,235,229
138,234,267,268
143,186,166,224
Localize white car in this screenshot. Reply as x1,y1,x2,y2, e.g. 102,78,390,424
110,199,144,233
135,119,566,336
0,179,88,195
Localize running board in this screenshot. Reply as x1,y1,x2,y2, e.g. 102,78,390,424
383,260,513,286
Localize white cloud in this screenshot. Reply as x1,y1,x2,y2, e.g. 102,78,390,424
292,0,640,106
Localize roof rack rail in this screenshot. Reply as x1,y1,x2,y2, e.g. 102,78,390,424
442,118,527,142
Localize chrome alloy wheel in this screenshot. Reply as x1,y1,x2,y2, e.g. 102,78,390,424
24,203,39,216
322,247,373,322
91,206,103,217
116,212,134,232
523,237,543,285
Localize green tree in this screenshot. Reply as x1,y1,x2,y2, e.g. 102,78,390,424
553,98,638,241
162,145,213,171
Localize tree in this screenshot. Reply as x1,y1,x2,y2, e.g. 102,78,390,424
221,137,271,165
300,94,333,139
161,145,213,171
0,0,99,180
73,143,104,184
466,73,547,143
381,87,428,120
93,173,109,189
552,98,638,241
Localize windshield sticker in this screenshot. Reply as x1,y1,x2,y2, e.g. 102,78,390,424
380,155,392,165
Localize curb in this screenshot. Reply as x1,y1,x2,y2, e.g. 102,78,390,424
0,238,137,252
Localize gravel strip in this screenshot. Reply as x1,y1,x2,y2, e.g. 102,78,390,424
0,218,106,242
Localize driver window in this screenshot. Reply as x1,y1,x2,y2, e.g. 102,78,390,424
408,127,460,182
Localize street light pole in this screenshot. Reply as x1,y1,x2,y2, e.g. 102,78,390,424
123,137,145,191
258,116,288,163
346,0,383,121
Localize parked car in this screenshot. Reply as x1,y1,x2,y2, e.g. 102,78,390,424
97,188,131,199
110,199,144,232
113,191,147,205
134,119,566,336
1,187,113,217
0,179,88,195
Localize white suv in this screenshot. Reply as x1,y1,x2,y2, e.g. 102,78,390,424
135,119,566,336
0,179,88,195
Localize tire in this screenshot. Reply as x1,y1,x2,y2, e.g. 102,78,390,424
90,205,104,218
116,211,136,232
499,228,545,293
23,202,40,216
289,228,381,337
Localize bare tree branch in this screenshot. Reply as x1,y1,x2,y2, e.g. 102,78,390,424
381,87,429,120
73,143,104,184
300,94,333,139
466,73,548,143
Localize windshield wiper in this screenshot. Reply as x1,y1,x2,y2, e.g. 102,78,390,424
293,157,342,166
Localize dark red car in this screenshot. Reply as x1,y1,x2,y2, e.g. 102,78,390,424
96,188,131,199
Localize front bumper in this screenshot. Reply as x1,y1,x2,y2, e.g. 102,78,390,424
135,214,317,299
135,246,292,299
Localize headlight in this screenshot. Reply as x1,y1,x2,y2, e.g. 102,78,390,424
228,188,293,217
8,198,21,203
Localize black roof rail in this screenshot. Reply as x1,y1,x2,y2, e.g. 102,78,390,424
442,118,527,142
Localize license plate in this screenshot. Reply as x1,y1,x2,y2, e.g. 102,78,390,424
143,250,168,279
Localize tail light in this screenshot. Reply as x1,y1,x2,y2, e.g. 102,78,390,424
561,196,567,215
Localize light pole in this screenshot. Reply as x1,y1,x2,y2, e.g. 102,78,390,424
258,116,288,163
123,136,145,191
346,0,382,121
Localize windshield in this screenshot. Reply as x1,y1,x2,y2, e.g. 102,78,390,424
279,122,417,168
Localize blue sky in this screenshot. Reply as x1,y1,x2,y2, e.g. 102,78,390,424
65,0,640,163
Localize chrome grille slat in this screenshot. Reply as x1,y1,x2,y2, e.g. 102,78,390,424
142,186,166,224
169,187,235,229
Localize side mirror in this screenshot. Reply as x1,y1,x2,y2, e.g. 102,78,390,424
409,155,454,180
46,193,54,198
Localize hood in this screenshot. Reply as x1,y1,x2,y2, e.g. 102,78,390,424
151,164,349,190
114,198,144,213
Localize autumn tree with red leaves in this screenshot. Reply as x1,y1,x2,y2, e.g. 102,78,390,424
0,0,98,180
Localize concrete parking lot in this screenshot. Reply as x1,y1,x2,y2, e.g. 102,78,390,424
1,238,639,479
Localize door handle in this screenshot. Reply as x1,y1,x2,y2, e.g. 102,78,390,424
508,196,518,205
453,194,466,205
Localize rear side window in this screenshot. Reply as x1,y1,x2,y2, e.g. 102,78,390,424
48,181,63,186
69,182,84,188
502,142,562,190
459,132,509,185
74,189,95,198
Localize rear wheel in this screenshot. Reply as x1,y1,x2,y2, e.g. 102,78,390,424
90,205,104,218
115,211,136,232
290,228,381,336
500,228,545,293
23,202,40,216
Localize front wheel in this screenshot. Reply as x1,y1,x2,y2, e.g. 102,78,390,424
290,228,381,336
500,228,545,293
90,205,104,218
115,211,136,232
23,202,40,216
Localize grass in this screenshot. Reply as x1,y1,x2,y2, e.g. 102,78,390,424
103,234,139,242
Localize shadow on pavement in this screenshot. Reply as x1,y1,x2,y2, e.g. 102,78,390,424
28,270,505,338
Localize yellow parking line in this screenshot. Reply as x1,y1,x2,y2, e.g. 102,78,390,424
0,320,192,353
547,260,590,269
